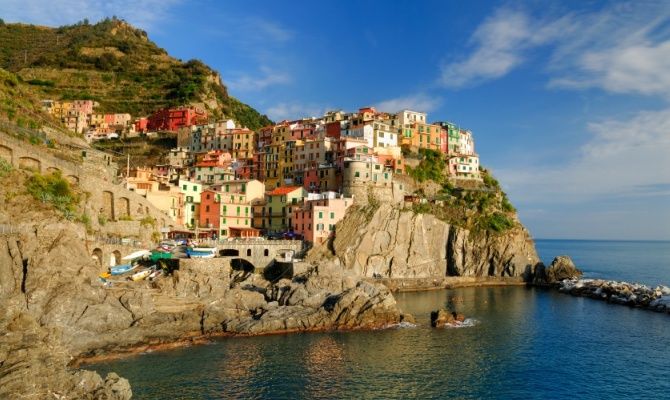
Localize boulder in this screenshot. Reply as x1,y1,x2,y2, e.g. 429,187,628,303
430,309,455,327
545,255,583,283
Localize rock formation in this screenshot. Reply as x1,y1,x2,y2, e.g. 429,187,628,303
532,255,583,285
331,204,541,280
430,309,465,328
558,279,670,313
0,217,408,398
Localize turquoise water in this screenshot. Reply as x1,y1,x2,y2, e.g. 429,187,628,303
91,241,670,399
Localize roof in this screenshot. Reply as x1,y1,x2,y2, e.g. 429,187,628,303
267,186,303,196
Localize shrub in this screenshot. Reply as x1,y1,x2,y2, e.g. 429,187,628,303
26,171,79,216
0,159,12,177
140,216,156,227
501,196,516,212
98,214,107,226
485,213,515,233
407,149,445,183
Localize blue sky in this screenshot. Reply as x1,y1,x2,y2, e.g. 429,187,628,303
2,0,669,240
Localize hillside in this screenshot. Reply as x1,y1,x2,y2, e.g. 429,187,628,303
0,18,272,129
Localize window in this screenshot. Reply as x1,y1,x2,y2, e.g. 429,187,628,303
330,212,334,219
247,249,252,256
182,184,187,190
264,249,269,256
354,171,360,177
205,205,210,212
318,211,323,219
191,205,195,211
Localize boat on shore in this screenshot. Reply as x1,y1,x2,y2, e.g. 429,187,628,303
186,247,217,258
110,263,139,276
131,269,151,281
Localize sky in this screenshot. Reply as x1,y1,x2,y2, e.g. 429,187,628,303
2,0,669,240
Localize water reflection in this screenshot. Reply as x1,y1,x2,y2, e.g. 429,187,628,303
301,336,346,398
91,287,670,400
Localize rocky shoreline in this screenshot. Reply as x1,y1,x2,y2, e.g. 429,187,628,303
557,279,670,313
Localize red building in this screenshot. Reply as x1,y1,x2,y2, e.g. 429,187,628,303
199,190,220,230
325,121,342,139
134,117,148,133
147,107,207,132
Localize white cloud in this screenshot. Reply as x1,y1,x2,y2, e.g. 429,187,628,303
441,2,670,96
374,93,441,114
496,107,670,204
0,0,182,30
265,102,329,121
439,7,566,88
226,66,292,92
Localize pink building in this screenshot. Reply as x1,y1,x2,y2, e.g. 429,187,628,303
292,193,353,244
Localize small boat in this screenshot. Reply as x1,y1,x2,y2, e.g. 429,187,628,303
131,269,151,281
149,249,173,262
148,269,163,281
121,250,151,261
187,247,216,258
110,263,139,275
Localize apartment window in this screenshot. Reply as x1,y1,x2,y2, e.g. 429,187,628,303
236,206,241,216
191,205,195,211
193,186,197,191
182,184,187,190
354,171,360,177
330,212,334,219
318,212,323,219
205,205,210,212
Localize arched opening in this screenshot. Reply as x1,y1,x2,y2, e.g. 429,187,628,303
102,191,115,220
18,156,41,171
263,248,269,257
231,258,255,273
46,166,61,174
0,144,12,164
92,248,103,267
246,248,252,257
111,250,122,266
219,249,239,257
66,175,79,184
118,197,130,217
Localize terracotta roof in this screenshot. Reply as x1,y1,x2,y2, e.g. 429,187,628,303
267,186,303,196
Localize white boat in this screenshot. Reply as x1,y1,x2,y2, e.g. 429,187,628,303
131,269,151,281
187,247,217,258
122,250,151,261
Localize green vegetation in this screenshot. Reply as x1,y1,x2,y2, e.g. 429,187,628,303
406,149,446,183
407,167,519,235
482,212,515,233
0,159,11,177
140,215,156,227
26,171,79,219
0,18,272,129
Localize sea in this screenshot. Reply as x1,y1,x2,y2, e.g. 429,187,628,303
91,240,670,399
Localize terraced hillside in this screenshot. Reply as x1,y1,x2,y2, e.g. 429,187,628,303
0,18,272,129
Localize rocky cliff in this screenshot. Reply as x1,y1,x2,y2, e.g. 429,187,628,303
0,215,408,399
331,204,541,281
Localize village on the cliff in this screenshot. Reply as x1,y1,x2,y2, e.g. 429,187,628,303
41,100,481,243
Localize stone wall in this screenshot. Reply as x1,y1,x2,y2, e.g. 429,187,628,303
0,132,178,229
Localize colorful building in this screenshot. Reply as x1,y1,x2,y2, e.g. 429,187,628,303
255,186,306,233
292,192,353,244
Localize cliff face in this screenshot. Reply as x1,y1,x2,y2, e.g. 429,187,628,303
332,204,541,280
0,216,407,399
